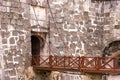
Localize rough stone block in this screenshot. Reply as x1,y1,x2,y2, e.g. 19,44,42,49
87,28,93,33
3,1,11,6
105,12,110,17
80,21,83,25
31,0,38,6
13,13,20,19
10,7,24,13
2,39,7,44
115,25,120,29
11,19,16,24
1,18,10,24
17,19,23,25
11,0,20,2
12,31,18,36
20,0,26,3
0,6,7,12
1,31,10,38
89,7,95,12
2,12,13,19
5,56,13,61
11,2,21,8
9,37,15,44
1,23,7,30
4,76,10,80
6,63,14,68
71,35,78,41
10,78,16,80
9,70,16,76
84,11,89,17
14,56,23,62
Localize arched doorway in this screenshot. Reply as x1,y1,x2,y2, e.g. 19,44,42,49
31,35,44,55
31,35,44,65
103,40,120,68
31,35,40,55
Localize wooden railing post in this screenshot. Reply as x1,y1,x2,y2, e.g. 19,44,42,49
113,57,116,69
32,55,120,74
97,57,101,70
33,55,39,66
113,58,116,69
78,56,81,69
64,56,66,68
49,55,53,68
81,56,84,68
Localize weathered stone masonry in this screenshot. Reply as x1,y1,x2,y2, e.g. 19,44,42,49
47,0,120,80
0,0,32,80
48,0,120,57
0,0,120,80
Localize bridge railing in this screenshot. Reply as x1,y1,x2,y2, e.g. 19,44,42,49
32,55,50,67
32,55,120,71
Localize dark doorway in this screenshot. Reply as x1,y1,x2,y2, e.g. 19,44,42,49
31,35,45,65
31,35,40,55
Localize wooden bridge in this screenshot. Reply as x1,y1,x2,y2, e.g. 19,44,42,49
32,55,120,74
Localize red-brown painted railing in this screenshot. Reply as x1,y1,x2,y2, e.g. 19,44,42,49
32,55,120,74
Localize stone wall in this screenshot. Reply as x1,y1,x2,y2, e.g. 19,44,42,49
0,0,32,80
47,0,120,80
102,1,120,79
0,0,119,80
102,1,120,47
48,0,104,57
30,0,120,80
47,0,103,80
48,0,120,57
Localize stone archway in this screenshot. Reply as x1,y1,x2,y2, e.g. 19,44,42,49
103,40,120,69
103,40,120,57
